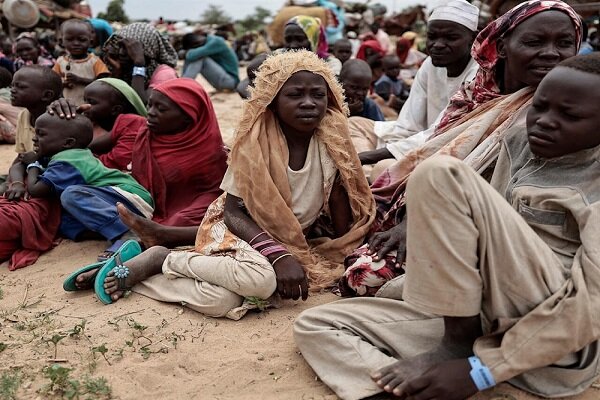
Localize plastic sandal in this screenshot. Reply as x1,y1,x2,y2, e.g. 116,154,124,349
94,240,141,304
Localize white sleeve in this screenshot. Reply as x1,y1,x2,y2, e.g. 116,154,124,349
385,125,435,160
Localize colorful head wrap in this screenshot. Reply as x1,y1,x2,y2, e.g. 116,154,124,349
356,40,385,61
285,15,329,58
97,78,147,117
436,0,582,132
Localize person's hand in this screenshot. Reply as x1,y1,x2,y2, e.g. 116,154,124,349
4,181,26,201
367,217,407,268
47,98,79,119
121,37,145,66
64,72,85,87
272,255,309,301
372,359,477,400
359,148,393,165
18,151,38,165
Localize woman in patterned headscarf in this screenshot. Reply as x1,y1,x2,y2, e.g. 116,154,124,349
102,23,178,102
342,0,582,296
283,16,343,75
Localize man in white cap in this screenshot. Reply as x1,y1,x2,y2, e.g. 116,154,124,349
351,0,480,181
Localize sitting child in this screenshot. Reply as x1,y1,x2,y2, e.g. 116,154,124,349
294,53,600,400
236,53,268,100
53,19,109,105
0,66,63,269
332,38,353,66
26,112,154,245
339,59,384,121
91,50,375,318
374,55,406,113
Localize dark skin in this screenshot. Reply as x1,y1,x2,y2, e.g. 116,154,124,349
15,38,40,64
4,70,58,201
359,21,476,165
333,39,352,64
527,67,600,159
103,37,149,103
283,24,312,52
340,66,372,116
367,11,579,399
100,71,353,302
61,23,108,88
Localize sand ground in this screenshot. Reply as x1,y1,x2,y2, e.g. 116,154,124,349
1,77,599,399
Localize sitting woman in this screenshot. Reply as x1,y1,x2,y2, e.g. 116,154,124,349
93,50,375,318
282,16,342,75
342,0,582,296
101,23,178,103
14,34,54,71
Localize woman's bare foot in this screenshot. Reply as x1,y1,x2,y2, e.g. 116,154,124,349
117,203,164,248
102,246,170,302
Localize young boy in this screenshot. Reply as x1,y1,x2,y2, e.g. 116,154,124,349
339,59,384,121
374,54,406,112
2,66,62,200
26,112,154,243
294,53,600,400
53,19,109,105
332,38,353,65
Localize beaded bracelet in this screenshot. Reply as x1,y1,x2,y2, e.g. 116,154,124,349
468,356,496,391
260,245,287,257
271,253,292,266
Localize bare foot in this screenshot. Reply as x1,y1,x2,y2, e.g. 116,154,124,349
117,203,164,248
102,246,170,302
75,268,99,290
371,344,472,396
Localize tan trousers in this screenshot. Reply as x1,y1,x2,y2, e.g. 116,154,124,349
294,156,599,400
133,246,277,318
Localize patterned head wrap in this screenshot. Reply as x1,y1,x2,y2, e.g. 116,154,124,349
102,23,178,87
436,0,582,132
285,15,329,58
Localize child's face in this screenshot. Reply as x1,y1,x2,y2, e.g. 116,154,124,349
83,82,118,123
147,91,191,135
10,69,45,108
62,23,91,56
526,67,600,159
333,41,352,64
15,39,39,62
273,71,328,136
341,70,371,115
284,25,311,52
383,58,400,79
33,117,69,157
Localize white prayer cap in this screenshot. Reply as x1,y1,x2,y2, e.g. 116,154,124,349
429,0,480,32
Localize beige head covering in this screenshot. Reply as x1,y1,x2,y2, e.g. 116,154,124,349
429,0,480,31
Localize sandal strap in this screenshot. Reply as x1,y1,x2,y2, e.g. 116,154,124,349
112,253,130,291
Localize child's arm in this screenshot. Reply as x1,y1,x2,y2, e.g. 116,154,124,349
5,155,28,200
224,193,309,300
25,164,52,198
64,73,96,88
328,174,353,237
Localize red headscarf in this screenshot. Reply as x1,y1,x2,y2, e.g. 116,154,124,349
395,38,411,64
132,78,227,226
435,0,582,132
356,40,385,61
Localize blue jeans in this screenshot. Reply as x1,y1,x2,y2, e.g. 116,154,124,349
59,185,143,241
183,57,237,90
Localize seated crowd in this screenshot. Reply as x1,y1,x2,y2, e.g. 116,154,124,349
2,0,600,398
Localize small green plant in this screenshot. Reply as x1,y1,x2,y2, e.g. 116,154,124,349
82,376,111,398
0,286,4,300
42,364,79,398
91,344,111,366
0,343,6,353
0,370,21,400
246,296,269,311
47,334,66,360
67,320,87,339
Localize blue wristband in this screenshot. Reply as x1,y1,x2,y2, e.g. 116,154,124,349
26,161,44,172
468,356,496,391
132,66,146,77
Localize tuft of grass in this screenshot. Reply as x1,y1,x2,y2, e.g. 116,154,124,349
82,376,112,398
0,370,21,400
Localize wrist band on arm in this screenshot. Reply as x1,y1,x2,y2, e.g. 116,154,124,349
132,66,146,77
260,245,287,257
248,231,267,245
468,356,496,391
271,253,292,266
26,161,44,172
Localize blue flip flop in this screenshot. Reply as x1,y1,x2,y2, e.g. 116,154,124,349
94,240,142,304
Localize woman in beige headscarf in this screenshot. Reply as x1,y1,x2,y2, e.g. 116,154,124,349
98,50,375,319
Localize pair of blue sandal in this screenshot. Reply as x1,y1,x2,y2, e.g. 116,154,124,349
62,240,141,304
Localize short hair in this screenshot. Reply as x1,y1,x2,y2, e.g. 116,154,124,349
0,66,12,88
333,38,351,48
181,33,203,50
382,55,400,66
60,19,92,35
339,59,372,81
558,52,600,75
17,65,63,101
36,112,93,149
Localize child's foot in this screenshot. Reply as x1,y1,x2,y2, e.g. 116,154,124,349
102,246,170,302
117,203,163,248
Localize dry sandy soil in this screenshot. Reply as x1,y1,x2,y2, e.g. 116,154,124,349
0,77,599,399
